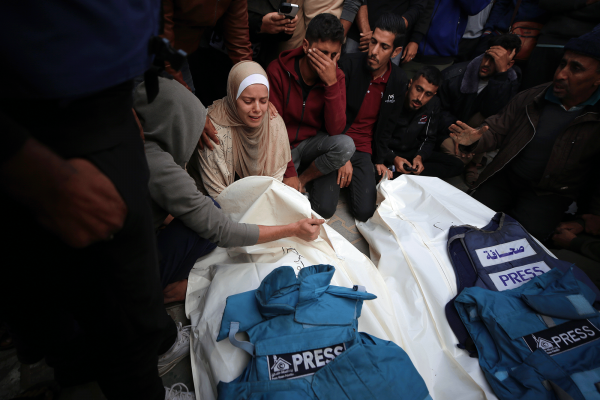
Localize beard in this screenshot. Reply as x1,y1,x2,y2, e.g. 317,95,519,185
365,56,379,72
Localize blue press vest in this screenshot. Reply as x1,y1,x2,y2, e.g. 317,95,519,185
455,268,600,400
445,213,600,352
216,264,431,400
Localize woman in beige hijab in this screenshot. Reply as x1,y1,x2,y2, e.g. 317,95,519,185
191,61,291,198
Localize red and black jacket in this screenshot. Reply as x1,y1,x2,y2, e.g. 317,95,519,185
266,47,346,178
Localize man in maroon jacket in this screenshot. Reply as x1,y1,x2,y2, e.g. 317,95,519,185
267,13,354,219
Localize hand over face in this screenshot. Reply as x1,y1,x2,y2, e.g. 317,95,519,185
449,121,487,146
294,218,325,241
485,46,516,74
307,48,340,86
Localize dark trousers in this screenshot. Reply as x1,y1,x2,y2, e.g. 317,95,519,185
292,132,356,219
392,151,465,180
471,168,572,241
157,210,219,289
347,151,377,222
0,86,175,399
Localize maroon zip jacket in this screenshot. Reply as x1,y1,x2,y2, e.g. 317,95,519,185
266,47,346,178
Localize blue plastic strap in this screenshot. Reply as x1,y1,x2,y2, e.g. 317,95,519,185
229,321,255,357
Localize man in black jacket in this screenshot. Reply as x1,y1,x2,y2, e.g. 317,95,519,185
438,34,522,136
437,33,521,184
382,66,465,179
338,14,407,221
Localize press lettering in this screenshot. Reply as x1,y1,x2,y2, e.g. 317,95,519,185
324,347,334,363
500,275,510,286
516,270,528,281
292,354,303,372
533,266,543,274
566,330,580,342
268,343,346,380
314,349,325,367
508,273,521,284
524,268,534,278
559,333,573,344
303,351,315,369
575,328,587,339
523,320,600,356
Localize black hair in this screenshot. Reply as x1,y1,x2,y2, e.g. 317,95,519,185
305,13,345,45
373,14,406,50
413,66,443,87
488,34,522,55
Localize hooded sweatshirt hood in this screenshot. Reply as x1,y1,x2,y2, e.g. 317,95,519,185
133,77,206,167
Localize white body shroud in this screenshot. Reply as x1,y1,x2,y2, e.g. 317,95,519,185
185,176,498,400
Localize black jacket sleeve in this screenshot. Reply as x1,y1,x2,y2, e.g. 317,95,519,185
416,99,439,160
373,69,407,165
477,67,522,118
0,109,30,165
403,0,427,30
437,77,459,137
409,0,435,44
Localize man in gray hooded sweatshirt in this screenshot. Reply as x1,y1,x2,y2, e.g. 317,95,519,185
134,77,324,304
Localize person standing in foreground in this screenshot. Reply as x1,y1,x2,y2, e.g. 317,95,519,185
0,1,193,399
449,29,600,241
338,14,407,221
267,13,354,219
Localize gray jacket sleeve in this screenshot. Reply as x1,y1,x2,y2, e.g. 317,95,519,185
145,141,260,247
341,0,364,23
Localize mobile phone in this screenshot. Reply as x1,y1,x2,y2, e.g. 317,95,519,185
278,2,299,19
403,164,417,172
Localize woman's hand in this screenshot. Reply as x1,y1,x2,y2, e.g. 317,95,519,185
292,218,325,241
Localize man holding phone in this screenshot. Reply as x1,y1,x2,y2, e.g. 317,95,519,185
247,1,299,67
267,13,354,219
380,66,465,179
